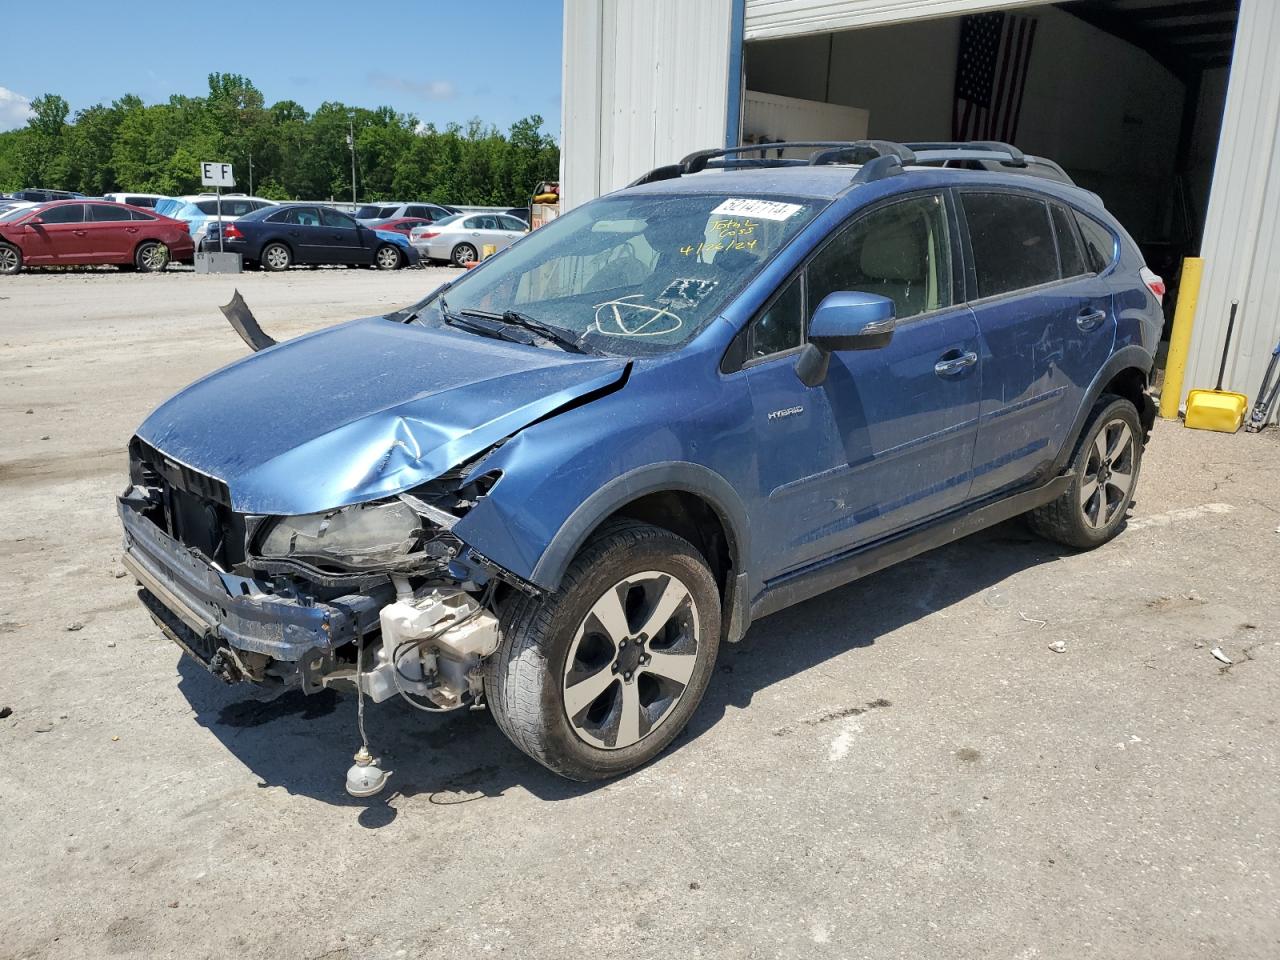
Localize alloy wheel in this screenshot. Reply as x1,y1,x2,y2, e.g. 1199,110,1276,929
1081,418,1135,528
562,571,700,750
453,244,476,266
0,246,19,274
265,245,290,270
139,243,168,271
376,246,401,269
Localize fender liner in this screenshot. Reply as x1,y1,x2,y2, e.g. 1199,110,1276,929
530,461,753,642
1046,343,1155,478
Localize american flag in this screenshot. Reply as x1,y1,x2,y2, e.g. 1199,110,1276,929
952,12,1038,142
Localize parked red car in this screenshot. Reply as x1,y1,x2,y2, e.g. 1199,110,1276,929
0,200,194,275
364,216,433,236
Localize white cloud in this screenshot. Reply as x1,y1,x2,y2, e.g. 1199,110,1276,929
0,86,34,130
367,73,457,102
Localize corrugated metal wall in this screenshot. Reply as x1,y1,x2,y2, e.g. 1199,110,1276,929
560,0,735,211
1182,0,1280,421
744,0,1038,39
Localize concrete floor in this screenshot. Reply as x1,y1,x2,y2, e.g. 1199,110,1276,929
1,270,1277,960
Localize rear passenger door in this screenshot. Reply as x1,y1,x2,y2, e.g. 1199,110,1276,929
84,203,137,262
960,191,1116,500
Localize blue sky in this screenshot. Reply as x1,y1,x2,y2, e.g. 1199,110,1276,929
0,0,563,135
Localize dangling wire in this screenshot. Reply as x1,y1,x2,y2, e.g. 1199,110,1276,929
353,616,370,753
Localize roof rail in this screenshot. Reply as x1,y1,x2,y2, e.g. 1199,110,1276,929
904,141,1027,166
629,140,918,188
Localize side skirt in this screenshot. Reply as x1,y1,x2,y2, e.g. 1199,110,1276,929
750,473,1073,621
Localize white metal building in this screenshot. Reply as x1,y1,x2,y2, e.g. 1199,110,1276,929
561,0,1280,420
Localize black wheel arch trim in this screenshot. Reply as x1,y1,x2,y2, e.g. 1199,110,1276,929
530,461,753,642
1047,344,1154,479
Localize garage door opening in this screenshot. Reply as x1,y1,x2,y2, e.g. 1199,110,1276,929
742,0,1239,344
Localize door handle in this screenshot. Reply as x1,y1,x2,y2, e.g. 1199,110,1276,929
935,351,978,377
125,227,139,234
1077,308,1106,331
74,229,88,236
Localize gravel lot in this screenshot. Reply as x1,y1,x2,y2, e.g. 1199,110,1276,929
1,270,1277,960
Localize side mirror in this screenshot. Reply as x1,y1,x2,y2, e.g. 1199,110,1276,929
796,292,896,387
27,215,43,225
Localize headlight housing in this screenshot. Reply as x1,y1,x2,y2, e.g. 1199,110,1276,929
258,501,423,568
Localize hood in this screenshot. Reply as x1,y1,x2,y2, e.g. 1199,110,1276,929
137,316,628,514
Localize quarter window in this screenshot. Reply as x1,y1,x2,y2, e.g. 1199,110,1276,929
962,193,1059,298
1050,204,1087,278
748,273,804,360
1074,211,1116,274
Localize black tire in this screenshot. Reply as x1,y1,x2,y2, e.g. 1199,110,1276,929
451,242,477,268
134,240,170,272
0,243,22,275
262,242,292,272
484,519,721,781
1027,394,1144,549
374,244,403,270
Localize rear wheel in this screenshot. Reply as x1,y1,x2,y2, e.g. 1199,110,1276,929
375,244,402,270
451,242,477,267
1027,394,1143,549
0,243,21,275
134,241,170,273
262,242,291,272
485,519,721,781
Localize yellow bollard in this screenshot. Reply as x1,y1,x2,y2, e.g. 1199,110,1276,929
481,243,497,260
1159,256,1204,420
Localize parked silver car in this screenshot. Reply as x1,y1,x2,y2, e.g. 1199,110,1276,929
410,213,529,266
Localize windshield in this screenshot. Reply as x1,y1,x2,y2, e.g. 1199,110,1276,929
420,192,821,356
353,205,384,219
431,213,463,227
0,204,36,222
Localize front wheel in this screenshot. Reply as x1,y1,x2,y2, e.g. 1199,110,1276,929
374,244,402,270
451,242,477,267
485,519,721,781
1027,394,1144,549
0,243,21,275
135,241,170,272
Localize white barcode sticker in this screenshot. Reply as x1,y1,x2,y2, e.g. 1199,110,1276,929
711,198,803,221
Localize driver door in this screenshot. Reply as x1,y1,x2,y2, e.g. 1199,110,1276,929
739,192,983,580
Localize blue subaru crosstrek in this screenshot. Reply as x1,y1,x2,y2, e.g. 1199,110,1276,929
119,141,1162,784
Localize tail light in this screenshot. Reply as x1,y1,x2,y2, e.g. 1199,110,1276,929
224,224,244,240
417,231,440,240
1140,266,1165,299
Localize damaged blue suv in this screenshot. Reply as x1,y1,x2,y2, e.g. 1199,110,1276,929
119,141,1162,783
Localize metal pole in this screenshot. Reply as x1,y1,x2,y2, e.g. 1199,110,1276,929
349,119,357,208
217,184,224,254
248,153,254,196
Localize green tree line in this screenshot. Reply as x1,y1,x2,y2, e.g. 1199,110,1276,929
0,73,559,206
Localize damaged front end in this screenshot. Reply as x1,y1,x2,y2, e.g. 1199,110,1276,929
119,435,531,711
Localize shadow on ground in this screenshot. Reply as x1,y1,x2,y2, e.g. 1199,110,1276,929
176,517,1075,823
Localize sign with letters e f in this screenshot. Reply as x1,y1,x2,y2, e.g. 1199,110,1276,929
200,162,235,188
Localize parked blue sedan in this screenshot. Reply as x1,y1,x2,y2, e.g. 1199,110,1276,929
203,203,418,270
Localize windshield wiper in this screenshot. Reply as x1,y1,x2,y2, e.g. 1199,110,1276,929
459,308,596,355
443,300,537,346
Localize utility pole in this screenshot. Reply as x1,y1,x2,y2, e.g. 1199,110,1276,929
347,119,357,207
248,152,254,196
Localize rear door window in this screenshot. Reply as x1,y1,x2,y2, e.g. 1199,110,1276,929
961,193,1060,299
88,204,132,222
129,209,157,221
1074,211,1117,274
